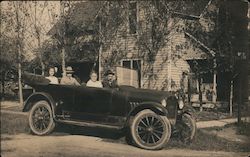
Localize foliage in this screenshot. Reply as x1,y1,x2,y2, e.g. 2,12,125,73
237,122,250,136
0,2,27,80
0,35,18,73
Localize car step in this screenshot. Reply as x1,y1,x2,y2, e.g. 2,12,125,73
57,119,123,130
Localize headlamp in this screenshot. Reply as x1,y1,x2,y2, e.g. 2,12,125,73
178,100,184,109
161,99,167,107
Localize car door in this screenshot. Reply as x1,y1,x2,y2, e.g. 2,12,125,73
45,84,76,116
72,86,113,123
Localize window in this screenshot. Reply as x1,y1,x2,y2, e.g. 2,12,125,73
121,59,141,87
129,1,137,34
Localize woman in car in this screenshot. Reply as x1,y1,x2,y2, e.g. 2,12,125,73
45,67,59,84
86,71,103,88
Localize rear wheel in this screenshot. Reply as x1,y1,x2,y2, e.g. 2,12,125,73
130,109,171,150
28,100,55,135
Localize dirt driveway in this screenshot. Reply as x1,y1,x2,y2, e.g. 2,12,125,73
1,133,249,157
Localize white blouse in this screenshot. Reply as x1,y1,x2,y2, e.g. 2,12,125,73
46,76,59,84
86,80,103,88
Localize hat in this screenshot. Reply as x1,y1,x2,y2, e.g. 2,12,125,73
65,66,74,73
105,69,115,76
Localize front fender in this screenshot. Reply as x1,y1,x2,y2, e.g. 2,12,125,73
128,102,168,117
177,104,196,121
23,92,56,118
124,102,169,128
182,104,196,118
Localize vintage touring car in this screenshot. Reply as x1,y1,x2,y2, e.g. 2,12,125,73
22,73,196,150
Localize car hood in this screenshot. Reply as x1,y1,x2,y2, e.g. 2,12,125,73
119,86,172,103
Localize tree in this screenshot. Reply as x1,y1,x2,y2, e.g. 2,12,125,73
0,35,18,99
183,0,248,118
14,1,28,105
1,1,29,104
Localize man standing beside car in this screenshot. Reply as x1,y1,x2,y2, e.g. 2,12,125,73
60,66,80,86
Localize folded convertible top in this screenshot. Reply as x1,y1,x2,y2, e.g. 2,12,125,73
22,72,50,86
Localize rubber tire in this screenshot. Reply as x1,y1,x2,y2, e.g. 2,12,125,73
130,109,171,150
28,100,55,135
180,113,196,143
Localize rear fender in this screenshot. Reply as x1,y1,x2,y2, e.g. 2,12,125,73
23,92,56,118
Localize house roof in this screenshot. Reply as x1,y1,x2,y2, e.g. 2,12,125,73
185,32,216,57
47,1,104,36
181,32,216,61
182,46,210,60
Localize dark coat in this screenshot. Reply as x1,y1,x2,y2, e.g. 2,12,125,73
102,79,118,88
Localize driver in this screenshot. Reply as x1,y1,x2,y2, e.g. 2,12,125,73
102,69,118,88
60,66,80,86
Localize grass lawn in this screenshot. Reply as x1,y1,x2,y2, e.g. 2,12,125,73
165,129,250,152
1,112,30,134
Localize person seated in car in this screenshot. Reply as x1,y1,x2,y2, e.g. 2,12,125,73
60,66,80,86
46,67,59,84
102,69,118,88
86,71,103,88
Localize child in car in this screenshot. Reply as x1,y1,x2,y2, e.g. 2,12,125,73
86,71,103,88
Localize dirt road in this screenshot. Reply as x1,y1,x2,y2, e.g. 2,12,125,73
1,133,249,157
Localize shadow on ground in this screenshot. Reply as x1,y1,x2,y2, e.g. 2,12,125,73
55,124,125,140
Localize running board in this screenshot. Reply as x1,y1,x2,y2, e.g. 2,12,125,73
56,119,123,130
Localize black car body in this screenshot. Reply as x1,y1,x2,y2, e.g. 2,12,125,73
23,73,196,150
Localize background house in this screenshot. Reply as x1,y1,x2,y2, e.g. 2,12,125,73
98,1,210,90
46,0,248,107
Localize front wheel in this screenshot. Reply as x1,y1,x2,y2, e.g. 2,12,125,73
28,100,55,135
178,113,196,143
130,109,171,150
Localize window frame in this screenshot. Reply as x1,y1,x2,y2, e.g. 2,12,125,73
120,58,142,87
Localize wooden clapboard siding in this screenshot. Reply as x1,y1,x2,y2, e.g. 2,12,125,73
171,59,190,89
100,2,192,91
147,28,190,90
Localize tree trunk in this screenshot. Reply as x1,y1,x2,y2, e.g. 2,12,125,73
238,68,242,125
229,80,233,116
1,71,5,101
187,74,191,105
62,45,66,76
15,2,23,106
198,76,203,112
35,2,45,76
60,1,66,77
41,61,45,76
213,59,217,103
18,64,23,105
38,37,45,76
18,49,23,105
